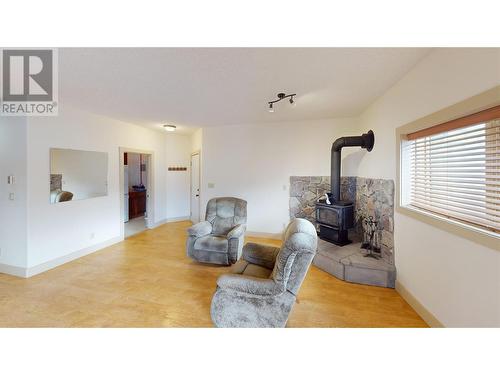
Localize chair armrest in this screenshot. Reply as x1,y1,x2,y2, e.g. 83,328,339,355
243,242,280,270
227,224,245,239
187,221,212,237
217,274,283,296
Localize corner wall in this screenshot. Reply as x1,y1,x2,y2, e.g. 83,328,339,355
26,105,168,269
357,48,500,327
200,118,360,234
0,117,28,273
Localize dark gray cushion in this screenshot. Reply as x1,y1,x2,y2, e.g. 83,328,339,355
233,260,273,278
194,235,228,252
242,243,280,270
187,221,212,237
190,249,229,265
217,274,283,296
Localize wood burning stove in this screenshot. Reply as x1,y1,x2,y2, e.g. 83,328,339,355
316,201,354,245
316,130,374,246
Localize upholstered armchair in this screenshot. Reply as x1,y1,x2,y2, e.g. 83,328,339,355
210,218,318,327
186,197,247,265
50,189,74,203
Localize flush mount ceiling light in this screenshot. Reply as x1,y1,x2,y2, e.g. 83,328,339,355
163,125,176,132
268,92,296,112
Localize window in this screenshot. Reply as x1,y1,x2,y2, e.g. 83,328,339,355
401,105,500,235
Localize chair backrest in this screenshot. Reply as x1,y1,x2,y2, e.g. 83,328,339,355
206,197,247,236
271,218,318,295
58,191,74,202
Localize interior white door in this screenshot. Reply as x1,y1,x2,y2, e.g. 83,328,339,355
190,153,201,223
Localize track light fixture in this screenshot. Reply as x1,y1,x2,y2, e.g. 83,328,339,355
268,92,296,112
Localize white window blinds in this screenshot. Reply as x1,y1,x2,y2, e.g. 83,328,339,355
404,116,500,234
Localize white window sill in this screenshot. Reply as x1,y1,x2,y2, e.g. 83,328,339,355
397,204,500,251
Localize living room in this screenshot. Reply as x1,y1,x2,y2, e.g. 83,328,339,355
0,2,498,374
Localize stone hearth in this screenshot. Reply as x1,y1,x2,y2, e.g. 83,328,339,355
313,239,396,288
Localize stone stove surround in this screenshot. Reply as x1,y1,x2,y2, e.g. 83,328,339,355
289,176,395,264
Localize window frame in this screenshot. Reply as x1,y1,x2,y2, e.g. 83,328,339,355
396,86,500,251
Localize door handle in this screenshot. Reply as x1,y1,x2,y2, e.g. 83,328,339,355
196,194,199,197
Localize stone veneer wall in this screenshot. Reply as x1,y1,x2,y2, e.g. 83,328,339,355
289,176,395,264
50,174,62,191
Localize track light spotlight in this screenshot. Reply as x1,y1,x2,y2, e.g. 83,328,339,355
267,92,296,112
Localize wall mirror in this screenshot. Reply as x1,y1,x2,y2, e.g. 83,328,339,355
50,148,108,204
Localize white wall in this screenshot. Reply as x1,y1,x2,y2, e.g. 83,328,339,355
166,133,191,219
26,105,167,269
0,117,28,270
200,118,360,234
358,48,500,327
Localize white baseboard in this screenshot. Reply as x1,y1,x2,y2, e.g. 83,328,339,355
23,236,123,278
395,280,444,328
0,263,26,278
166,216,190,223
1,217,193,279
246,231,282,240
147,216,190,229
147,218,168,229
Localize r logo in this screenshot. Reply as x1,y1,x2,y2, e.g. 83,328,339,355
2,49,53,102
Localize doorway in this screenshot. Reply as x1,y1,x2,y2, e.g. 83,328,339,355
190,152,201,223
120,149,154,238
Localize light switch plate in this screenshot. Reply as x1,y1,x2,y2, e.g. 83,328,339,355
208,183,215,188
9,193,15,200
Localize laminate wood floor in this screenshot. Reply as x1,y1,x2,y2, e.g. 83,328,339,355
0,221,427,327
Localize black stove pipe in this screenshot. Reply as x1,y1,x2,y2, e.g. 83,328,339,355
331,130,374,202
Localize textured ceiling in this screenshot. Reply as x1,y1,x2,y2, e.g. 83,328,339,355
59,48,431,133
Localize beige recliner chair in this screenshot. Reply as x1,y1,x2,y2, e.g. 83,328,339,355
210,218,318,327
186,197,247,265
